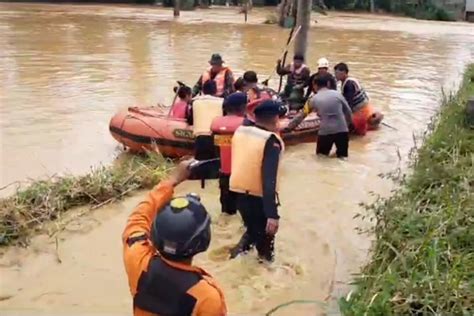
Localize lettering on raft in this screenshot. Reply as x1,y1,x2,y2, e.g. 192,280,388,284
173,129,194,140
295,119,319,131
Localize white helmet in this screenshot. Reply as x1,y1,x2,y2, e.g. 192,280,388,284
317,57,329,69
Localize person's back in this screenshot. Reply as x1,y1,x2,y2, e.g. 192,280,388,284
211,92,247,215
311,89,351,135
122,160,227,316
128,254,225,316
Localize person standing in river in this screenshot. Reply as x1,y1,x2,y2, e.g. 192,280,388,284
193,54,235,98
211,92,247,215
122,159,227,316
190,80,223,161
286,74,352,158
229,100,284,262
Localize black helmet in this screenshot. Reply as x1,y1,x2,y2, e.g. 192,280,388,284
151,194,211,260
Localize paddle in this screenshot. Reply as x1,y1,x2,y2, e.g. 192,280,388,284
277,25,296,93
262,25,302,87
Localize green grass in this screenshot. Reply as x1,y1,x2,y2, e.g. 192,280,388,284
0,152,172,246
339,64,474,315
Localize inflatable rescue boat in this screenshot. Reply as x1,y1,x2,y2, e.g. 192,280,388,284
109,106,320,158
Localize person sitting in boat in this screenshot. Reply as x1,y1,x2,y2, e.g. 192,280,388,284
276,54,310,103
334,62,383,136
305,57,337,99
193,54,235,98
234,77,245,93
245,86,287,126
242,70,278,99
170,86,192,119
191,80,223,160
211,92,247,216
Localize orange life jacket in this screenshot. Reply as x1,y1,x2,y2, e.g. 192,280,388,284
211,115,244,175
201,67,231,97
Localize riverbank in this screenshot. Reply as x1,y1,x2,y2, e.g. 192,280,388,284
340,64,474,315
0,152,171,246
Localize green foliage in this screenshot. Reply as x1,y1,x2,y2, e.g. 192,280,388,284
323,0,455,21
0,152,172,246
339,65,474,315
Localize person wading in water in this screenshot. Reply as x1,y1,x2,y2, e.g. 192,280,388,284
122,159,227,316
229,100,284,262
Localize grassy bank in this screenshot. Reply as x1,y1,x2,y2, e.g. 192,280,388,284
0,152,172,246
340,65,474,315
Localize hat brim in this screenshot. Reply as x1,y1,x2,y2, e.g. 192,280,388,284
209,60,224,65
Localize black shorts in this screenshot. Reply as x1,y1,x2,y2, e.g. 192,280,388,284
316,132,349,158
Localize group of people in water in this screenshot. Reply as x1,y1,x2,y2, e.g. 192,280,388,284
170,53,382,138
122,53,383,316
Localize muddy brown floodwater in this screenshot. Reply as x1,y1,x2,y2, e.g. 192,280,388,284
0,3,473,316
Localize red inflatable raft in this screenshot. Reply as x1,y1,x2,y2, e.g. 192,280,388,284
109,106,320,158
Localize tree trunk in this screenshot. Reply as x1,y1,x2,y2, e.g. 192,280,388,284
174,0,180,17
278,0,288,27
370,0,375,12
294,0,311,58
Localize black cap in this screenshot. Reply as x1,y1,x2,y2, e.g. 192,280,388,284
254,99,281,117
224,92,248,109
209,53,224,65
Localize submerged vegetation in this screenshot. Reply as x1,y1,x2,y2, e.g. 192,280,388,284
0,152,172,246
339,65,474,314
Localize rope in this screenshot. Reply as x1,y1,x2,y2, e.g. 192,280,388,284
265,299,324,316
126,115,167,141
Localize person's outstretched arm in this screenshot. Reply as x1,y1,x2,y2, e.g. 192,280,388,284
122,160,191,296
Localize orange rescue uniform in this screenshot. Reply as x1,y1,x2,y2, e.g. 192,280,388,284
122,181,227,316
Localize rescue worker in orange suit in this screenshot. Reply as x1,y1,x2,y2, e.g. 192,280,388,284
334,62,383,136
229,100,284,262
211,92,247,215
123,159,227,316
193,54,235,98
190,80,223,161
